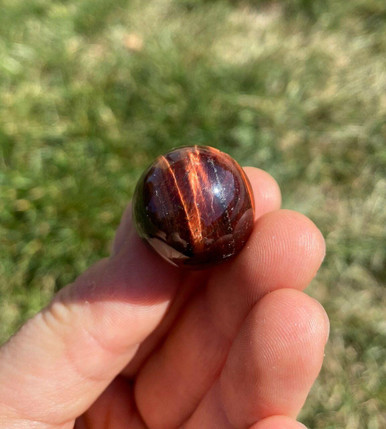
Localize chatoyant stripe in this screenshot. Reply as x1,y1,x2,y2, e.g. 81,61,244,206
160,155,203,248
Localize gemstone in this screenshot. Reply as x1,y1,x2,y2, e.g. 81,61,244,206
132,145,255,269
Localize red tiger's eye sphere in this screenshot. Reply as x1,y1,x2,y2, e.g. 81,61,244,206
132,145,255,269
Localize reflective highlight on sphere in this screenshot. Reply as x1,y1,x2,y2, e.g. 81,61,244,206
132,145,255,269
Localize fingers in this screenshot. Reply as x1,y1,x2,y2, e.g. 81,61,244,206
243,167,282,220
207,209,326,337
250,415,309,429
0,216,182,425
75,377,146,429
134,189,324,427
220,289,329,428
182,383,236,429
184,394,309,429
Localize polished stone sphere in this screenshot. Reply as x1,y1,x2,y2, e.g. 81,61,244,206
132,145,255,269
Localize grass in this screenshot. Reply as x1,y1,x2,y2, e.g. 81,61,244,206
0,0,385,427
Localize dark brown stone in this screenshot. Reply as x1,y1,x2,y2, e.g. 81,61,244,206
132,146,255,269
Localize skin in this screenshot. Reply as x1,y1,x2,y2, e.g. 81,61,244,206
0,167,329,429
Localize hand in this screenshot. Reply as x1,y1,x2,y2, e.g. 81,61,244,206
0,167,329,429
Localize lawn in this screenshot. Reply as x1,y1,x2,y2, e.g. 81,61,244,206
0,0,385,427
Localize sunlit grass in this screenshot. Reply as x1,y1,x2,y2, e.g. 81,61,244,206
1,0,385,427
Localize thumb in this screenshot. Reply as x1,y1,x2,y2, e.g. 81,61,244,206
0,208,181,427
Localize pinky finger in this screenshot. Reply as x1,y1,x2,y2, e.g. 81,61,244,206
250,415,308,429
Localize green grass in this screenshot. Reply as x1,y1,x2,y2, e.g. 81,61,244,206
1,0,385,427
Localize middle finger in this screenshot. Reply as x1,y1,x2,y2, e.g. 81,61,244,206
134,208,325,428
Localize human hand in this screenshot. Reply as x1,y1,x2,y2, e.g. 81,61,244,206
0,167,329,429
